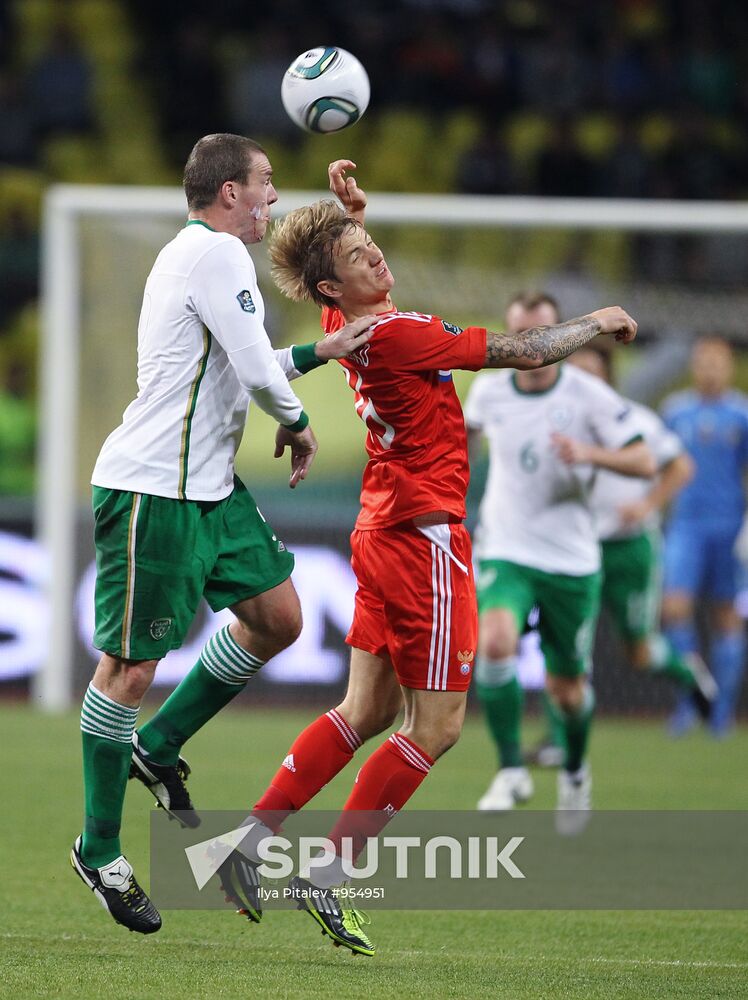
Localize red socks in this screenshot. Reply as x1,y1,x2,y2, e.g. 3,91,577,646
328,732,434,857
253,713,435,868
254,709,362,823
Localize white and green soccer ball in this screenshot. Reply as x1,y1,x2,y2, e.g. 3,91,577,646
281,46,370,134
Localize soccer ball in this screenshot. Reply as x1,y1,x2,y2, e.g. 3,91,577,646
281,47,370,134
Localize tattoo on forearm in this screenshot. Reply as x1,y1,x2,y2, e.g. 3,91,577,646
484,316,602,368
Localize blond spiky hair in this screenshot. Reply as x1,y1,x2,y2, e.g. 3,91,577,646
269,200,360,308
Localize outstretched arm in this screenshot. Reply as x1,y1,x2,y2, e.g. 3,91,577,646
484,307,637,370
552,434,656,478
329,159,367,223
275,315,377,380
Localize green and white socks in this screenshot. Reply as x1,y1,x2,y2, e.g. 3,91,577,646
137,625,265,765
80,683,139,868
547,685,595,773
79,627,265,868
475,656,524,769
475,653,595,777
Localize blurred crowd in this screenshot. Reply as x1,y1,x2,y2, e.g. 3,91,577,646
130,0,748,199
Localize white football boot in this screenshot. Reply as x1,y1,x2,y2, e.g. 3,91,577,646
477,767,534,811
555,765,592,836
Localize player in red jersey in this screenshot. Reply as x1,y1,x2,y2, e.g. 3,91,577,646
220,163,638,955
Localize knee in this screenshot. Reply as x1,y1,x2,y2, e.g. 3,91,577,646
662,593,691,625
547,676,585,713
402,713,463,761
274,602,303,648
344,701,400,743
713,605,742,635
436,718,463,756
480,620,518,662
424,718,462,759
101,657,158,705
128,663,157,700
235,601,303,657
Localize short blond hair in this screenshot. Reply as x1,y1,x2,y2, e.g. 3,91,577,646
269,200,360,308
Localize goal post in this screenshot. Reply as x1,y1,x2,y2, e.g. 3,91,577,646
36,186,748,711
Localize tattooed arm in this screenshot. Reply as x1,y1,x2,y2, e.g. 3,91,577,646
484,307,637,370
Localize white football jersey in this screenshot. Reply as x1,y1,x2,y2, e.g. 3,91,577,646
92,222,304,501
464,365,643,574
590,400,683,541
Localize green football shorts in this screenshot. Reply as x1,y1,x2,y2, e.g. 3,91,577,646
92,477,294,660
476,558,602,677
600,530,661,642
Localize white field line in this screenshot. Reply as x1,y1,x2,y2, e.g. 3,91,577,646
2,933,747,970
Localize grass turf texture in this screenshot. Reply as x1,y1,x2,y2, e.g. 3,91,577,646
3,703,746,999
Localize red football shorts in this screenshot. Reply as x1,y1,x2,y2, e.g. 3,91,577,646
346,523,478,691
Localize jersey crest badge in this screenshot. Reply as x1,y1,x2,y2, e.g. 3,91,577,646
457,650,474,675
441,320,463,336
236,289,256,313
149,618,173,640
549,406,572,430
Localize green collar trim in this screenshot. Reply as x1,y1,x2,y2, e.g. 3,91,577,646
186,219,217,232
511,366,563,396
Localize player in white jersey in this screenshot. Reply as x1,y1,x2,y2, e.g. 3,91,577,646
464,292,655,833
71,135,375,934
528,348,715,765
567,349,716,706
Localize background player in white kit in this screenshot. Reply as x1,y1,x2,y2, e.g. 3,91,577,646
464,292,655,832
71,134,375,933
566,348,716,715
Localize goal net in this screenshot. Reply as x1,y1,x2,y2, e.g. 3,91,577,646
35,186,748,711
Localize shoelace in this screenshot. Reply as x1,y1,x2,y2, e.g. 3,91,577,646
121,881,150,913
341,904,372,937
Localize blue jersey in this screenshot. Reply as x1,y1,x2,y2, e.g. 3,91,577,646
661,389,748,524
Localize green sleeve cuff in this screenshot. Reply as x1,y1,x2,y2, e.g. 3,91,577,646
282,410,309,433
291,342,327,374
622,434,644,447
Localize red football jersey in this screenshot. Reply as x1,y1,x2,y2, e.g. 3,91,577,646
323,306,487,529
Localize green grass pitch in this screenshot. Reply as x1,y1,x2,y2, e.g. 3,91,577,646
2,703,746,999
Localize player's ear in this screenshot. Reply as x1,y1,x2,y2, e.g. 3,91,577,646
317,279,342,301
219,180,238,207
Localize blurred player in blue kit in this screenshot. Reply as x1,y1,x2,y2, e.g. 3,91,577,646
661,337,748,736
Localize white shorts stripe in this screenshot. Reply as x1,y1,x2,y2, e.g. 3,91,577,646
434,549,448,691
122,493,142,659
427,543,440,690
425,544,455,692
438,550,453,691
